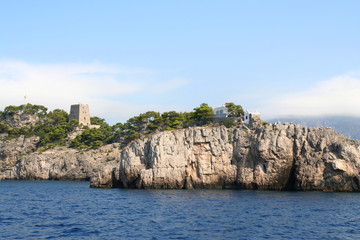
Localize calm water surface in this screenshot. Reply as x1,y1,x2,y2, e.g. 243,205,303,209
1,180,360,239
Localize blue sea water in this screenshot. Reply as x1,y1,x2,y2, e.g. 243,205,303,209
1,181,360,240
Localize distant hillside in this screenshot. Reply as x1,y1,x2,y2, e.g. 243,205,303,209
268,116,360,140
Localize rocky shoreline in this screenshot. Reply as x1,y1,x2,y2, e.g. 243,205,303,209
0,140,120,184
91,124,360,191
2,123,360,191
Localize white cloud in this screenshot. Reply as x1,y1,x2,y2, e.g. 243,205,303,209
260,75,360,118
0,60,187,124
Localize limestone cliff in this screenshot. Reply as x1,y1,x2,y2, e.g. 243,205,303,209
0,135,40,177
2,121,360,191
0,143,120,183
0,110,120,183
1,112,44,128
93,124,360,191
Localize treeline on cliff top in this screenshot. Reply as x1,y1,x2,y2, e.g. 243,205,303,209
0,103,244,150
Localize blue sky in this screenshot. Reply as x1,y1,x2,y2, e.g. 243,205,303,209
1,0,360,124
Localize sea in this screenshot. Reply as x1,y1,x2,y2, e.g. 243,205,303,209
1,180,359,240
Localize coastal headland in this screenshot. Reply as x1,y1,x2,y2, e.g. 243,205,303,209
1,103,360,191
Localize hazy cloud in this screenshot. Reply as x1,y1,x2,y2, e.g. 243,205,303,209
260,75,360,118
150,78,188,94
0,60,187,123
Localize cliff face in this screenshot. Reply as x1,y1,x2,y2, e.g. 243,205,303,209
1,113,43,128
99,124,360,191
2,120,360,191
0,111,120,184
0,143,120,184
0,136,40,177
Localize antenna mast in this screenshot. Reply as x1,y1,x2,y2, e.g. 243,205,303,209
23,95,28,112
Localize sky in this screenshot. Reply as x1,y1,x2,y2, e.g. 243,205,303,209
1,0,360,124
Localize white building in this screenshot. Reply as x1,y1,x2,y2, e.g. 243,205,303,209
214,104,229,117
244,110,260,124
214,104,261,125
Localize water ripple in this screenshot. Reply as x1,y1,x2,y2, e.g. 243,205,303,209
1,181,360,239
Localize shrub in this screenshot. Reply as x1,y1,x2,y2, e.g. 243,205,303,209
0,123,10,133
222,119,234,128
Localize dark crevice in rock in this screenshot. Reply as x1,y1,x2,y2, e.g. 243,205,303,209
284,160,297,190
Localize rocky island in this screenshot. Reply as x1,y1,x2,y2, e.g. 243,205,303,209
1,103,360,191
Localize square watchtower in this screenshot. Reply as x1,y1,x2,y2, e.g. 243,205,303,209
69,104,91,126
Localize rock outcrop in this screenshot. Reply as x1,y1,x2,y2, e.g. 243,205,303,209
89,164,120,188
1,112,44,128
1,143,120,182
0,135,40,178
97,124,360,191
2,120,360,191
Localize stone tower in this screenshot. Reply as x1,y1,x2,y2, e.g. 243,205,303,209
69,104,91,126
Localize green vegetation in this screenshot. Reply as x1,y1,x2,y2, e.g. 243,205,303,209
191,103,214,126
0,105,78,149
1,104,47,118
31,109,79,147
222,118,234,128
225,102,244,117
0,102,245,150
71,128,109,149
0,122,10,133
70,117,113,149
161,111,186,130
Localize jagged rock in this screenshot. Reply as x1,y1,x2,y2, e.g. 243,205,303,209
103,124,360,191
2,119,360,192
2,143,120,181
1,113,43,128
118,127,236,189
89,164,120,188
0,136,40,179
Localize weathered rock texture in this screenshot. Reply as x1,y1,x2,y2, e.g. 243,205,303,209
1,143,120,183
102,124,360,191
2,122,360,191
0,136,40,177
1,113,43,128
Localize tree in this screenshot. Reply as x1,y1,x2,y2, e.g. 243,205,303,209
225,102,244,117
143,111,162,132
71,128,107,149
3,105,21,116
90,116,107,127
0,122,9,133
48,109,69,124
23,104,48,116
162,111,185,130
2,104,48,117
222,118,234,128
192,103,214,126
69,117,115,149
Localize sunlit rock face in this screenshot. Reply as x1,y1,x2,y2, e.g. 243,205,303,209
2,119,360,192
1,143,120,182
112,124,360,191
